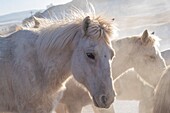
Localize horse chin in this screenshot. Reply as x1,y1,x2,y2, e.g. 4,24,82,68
93,96,100,107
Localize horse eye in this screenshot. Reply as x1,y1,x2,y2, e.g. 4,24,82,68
86,53,95,60
149,55,156,61
145,55,156,62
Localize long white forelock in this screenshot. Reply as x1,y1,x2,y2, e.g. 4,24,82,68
36,7,96,51
23,4,118,53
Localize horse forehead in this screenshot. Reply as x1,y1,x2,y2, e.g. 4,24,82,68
96,41,112,54
144,45,159,54
83,38,112,55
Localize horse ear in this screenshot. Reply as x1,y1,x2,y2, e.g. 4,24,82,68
33,16,40,28
82,16,91,36
141,29,149,43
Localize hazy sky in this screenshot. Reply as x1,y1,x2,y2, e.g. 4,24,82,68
0,0,72,16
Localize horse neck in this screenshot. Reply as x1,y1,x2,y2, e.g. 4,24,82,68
137,71,160,88
42,49,73,91
112,59,132,80
135,57,166,88
35,24,81,91
112,38,133,80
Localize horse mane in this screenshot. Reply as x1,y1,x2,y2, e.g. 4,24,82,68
153,66,170,113
33,8,117,51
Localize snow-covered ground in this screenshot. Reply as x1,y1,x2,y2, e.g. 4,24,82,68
82,100,139,113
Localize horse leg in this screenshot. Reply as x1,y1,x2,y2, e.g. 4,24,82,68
55,103,67,113
55,101,84,113
139,98,153,113
17,93,64,113
66,103,82,113
92,104,115,113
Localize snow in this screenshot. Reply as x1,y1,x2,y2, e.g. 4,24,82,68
82,100,139,113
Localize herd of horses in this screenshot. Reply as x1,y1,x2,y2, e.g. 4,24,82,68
0,8,170,113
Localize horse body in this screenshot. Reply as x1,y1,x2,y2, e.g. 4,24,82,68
110,30,166,113
152,48,170,113
0,30,69,112
56,30,166,113
153,66,170,113
0,12,117,113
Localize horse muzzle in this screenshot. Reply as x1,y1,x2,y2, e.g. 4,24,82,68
92,94,115,108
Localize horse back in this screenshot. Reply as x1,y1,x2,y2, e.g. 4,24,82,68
0,30,40,112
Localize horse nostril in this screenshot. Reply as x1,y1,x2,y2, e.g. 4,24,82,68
100,95,107,105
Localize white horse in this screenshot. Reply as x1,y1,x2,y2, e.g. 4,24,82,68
110,30,166,113
153,65,170,113
55,30,166,113
0,11,117,113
